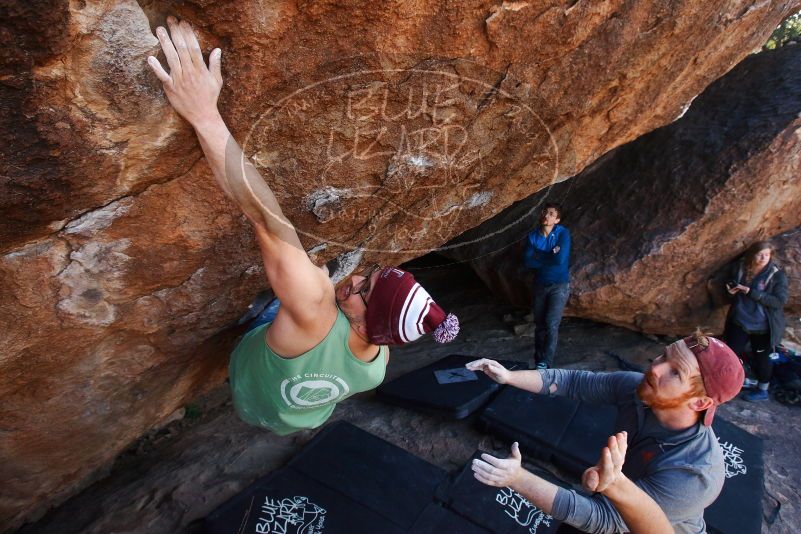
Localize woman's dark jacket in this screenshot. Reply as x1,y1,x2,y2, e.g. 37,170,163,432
725,260,789,349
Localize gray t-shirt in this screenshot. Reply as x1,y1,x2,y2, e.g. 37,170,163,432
540,369,725,534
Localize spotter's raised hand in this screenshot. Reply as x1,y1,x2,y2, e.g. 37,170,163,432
581,431,628,493
466,358,511,384
472,442,523,488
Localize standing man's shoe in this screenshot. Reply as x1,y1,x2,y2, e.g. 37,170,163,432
742,377,758,390
742,389,769,402
535,362,549,371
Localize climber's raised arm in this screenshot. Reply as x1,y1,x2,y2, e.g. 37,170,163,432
147,17,332,327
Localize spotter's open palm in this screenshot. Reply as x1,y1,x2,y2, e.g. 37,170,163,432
465,358,512,384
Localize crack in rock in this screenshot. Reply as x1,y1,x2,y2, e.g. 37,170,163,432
64,198,135,237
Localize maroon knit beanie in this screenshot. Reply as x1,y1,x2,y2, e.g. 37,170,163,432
365,267,460,346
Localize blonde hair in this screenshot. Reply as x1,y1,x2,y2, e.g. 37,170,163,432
688,328,711,349
687,328,710,397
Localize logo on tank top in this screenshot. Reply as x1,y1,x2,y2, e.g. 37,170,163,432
280,373,351,409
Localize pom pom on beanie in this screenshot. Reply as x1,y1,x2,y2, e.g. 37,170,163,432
366,267,460,346
432,313,460,343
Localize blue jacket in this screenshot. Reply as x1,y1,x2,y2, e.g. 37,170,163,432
523,224,570,285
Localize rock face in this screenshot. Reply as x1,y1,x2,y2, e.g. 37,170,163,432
450,44,801,335
773,227,801,317
2,0,798,528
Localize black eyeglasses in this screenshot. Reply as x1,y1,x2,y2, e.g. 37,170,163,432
353,264,381,306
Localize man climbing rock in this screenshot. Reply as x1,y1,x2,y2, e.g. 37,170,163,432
147,17,458,435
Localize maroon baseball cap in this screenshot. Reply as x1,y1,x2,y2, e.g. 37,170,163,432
365,267,459,346
682,335,744,426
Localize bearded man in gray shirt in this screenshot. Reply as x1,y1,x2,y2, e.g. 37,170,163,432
466,333,744,534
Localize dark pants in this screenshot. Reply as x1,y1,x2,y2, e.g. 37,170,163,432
723,321,773,383
532,282,570,367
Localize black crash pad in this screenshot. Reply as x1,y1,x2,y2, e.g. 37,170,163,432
550,401,618,477
377,354,525,419
286,421,449,530
479,388,580,462
410,503,490,533
200,422,448,533
445,451,561,534
706,417,764,534
201,467,405,534
480,388,617,476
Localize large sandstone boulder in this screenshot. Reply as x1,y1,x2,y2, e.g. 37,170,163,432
450,43,801,334
773,227,801,317
2,0,797,528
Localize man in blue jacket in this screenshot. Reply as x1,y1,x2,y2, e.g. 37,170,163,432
523,203,571,370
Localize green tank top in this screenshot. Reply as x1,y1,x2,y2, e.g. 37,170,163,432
228,308,386,435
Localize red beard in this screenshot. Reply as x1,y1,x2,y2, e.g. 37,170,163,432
636,371,696,410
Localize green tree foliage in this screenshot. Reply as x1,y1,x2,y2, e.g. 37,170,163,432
764,12,801,50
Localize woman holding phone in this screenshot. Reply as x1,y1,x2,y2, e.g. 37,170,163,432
722,241,789,401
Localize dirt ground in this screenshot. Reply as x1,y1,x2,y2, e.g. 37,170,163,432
18,262,801,533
